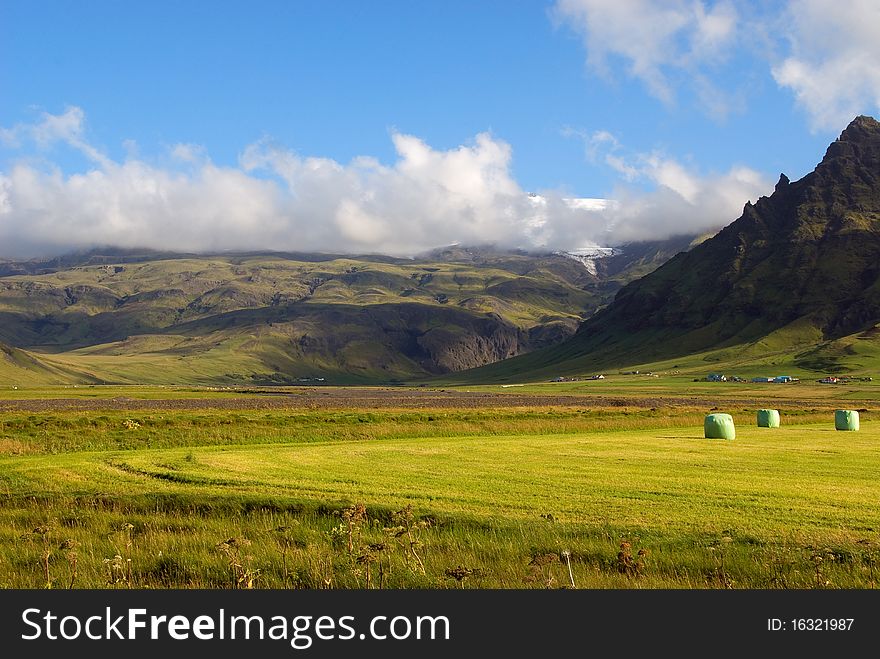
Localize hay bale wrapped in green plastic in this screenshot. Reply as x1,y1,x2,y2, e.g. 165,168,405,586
705,413,735,439
757,409,780,428
835,410,859,431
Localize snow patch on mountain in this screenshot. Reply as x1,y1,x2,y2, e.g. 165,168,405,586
523,193,620,273
555,246,621,275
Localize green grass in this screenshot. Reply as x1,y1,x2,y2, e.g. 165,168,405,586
445,316,880,385
6,422,876,533
2,402,878,589
0,406,726,454
0,384,267,401
453,374,880,407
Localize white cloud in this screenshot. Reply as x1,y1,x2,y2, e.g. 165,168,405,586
772,0,880,130
555,0,880,130
2,105,115,168
240,131,534,255
170,143,208,164
603,164,769,243
0,108,775,259
552,0,739,114
690,1,738,58
577,130,771,243
0,107,554,257
30,105,87,148
0,159,284,256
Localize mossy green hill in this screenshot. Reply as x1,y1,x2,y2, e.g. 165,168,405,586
0,244,687,385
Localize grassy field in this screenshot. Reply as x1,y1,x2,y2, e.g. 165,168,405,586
472,376,880,404
1,384,877,589
445,316,880,385
0,384,271,401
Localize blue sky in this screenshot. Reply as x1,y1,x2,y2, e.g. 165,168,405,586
1,0,879,256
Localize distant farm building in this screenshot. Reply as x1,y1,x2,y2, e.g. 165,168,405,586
707,374,727,382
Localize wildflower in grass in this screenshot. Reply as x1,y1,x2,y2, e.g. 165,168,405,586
708,538,734,588
385,505,427,574
526,553,560,588
356,549,380,588
617,541,648,578
217,537,259,589
342,503,367,557
104,554,129,585
59,537,79,589
444,565,474,588
561,549,576,588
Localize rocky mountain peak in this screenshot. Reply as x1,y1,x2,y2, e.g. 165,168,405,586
549,115,880,367
819,114,880,170
774,172,790,192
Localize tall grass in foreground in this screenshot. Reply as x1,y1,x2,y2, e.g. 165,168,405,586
1,496,877,589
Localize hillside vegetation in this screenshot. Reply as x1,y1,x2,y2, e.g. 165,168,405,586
0,240,699,385
456,116,880,382
0,249,593,385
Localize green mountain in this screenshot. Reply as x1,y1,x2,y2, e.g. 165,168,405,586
457,115,880,381
0,341,96,385
0,242,687,385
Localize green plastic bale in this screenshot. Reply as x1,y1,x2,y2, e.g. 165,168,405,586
757,409,780,428
835,410,860,431
705,413,736,439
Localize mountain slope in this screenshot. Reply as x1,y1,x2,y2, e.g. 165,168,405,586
0,243,683,384
455,116,880,381
0,341,99,385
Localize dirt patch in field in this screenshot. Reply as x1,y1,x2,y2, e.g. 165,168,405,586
0,387,863,413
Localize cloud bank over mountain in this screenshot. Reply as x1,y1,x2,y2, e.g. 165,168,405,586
0,107,771,258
